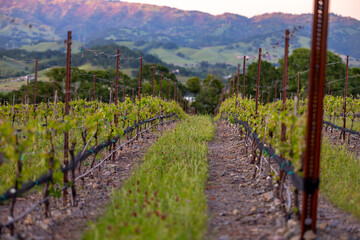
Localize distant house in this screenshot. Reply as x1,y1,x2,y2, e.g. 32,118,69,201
171,69,180,74
184,96,195,103
27,75,35,82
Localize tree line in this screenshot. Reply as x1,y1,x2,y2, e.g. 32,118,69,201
0,64,186,104
187,48,360,114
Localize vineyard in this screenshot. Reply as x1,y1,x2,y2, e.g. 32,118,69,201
0,96,184,235
216,95,360,218
218,95,360,168
1,0,360,239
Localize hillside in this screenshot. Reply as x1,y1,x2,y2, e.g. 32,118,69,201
0,0,359,60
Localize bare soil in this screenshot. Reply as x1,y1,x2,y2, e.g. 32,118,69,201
205,120,360,240
0,122,177,240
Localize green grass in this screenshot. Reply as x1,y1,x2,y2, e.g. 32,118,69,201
79,63,105,71
83,116,214,240
120,68,137,78
20,41,83,54
0,68,53,92
176,75,191,84
115,41,137,49
145,43,273,66
0,80,26,92
148,48,195,66
320,137,360,218
176,47,198,56
326,116,360,132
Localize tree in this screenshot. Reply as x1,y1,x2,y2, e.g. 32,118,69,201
138,64,186,99
192,74,223,114
245,60,280,101
348,67,360,97
278,48,347,97
186,77,201,96
45,67,122,101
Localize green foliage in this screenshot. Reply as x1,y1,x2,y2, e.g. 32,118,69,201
73,44,164,70
348,67,360,97
277,48,355,97
321,138,360,218
219,94,360,218
0,48,65,78
245,60,280,100
0,62,188,104
0,45,176,81
83,116,214,240
0,97,186,194
186,77,201,96
138,64,185,99
192,75,223,114
239,49,360,102
218,95,360,171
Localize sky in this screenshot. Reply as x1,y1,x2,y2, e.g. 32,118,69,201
122,0,360,20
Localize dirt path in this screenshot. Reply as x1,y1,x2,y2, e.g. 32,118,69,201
205,121,360,240
0,122,176,240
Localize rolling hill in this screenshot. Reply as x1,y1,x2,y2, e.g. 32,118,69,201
0,0,359,62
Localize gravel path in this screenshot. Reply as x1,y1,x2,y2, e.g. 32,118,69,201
205,120,360,240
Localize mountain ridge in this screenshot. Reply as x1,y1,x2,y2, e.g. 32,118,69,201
0,0,359,59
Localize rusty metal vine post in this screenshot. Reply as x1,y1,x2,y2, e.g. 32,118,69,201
26,76,29,105
255,48,261,115
242,56,246,99
168,79,171,101
281,29,290,142
63,31,72,206
174,83,177,102
301,0,329,237
115,49,120,105
343,55,349,140
138,57,142,100
113,49,120,160
160,72,163,99
136,56,142,139
93,73,96,101
297,72,300,101
232,73,235,97
236,64,240,98
278,29,290,204
34,57,38,105
152,64,155,97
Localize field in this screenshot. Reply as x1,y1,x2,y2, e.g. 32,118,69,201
218,95,360,221
117,39,360,67
1,3,360,239
0,68,53,93
1,92,360,239
20,41,83,54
